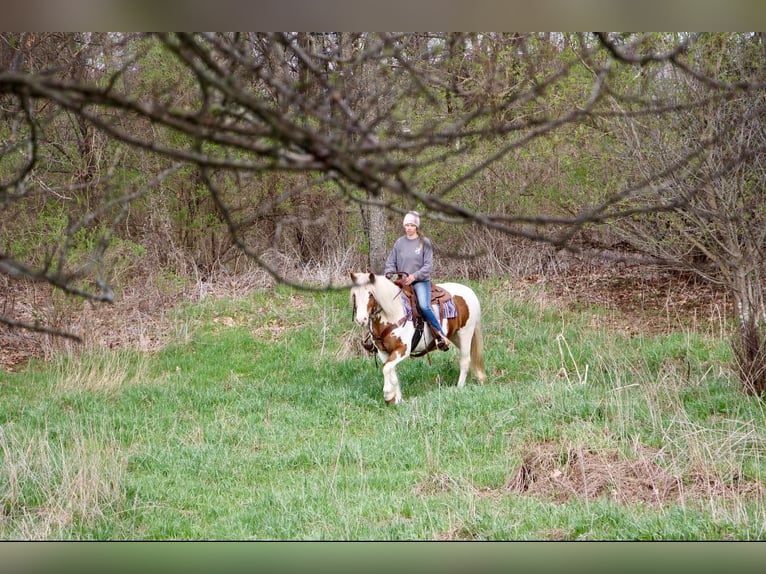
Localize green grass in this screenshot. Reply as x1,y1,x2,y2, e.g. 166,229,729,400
1,282,765,540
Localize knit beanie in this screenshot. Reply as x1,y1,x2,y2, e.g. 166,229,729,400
403,211,421,227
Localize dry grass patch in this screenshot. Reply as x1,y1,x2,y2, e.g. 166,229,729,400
52,351,149,394
0,425,127,539
505,441,764,509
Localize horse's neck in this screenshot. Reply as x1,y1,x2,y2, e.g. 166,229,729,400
374,281,406,323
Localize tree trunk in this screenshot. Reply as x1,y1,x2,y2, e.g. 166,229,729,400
732,266,766,395
367,198,387,274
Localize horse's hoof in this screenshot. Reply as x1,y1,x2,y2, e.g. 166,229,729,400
385,396,401,405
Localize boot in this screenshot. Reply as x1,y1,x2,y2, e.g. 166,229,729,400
435,332,450,351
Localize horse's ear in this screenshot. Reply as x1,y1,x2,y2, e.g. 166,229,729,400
369,272,376,284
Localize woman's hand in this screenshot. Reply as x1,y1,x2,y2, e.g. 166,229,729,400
404,274,415,286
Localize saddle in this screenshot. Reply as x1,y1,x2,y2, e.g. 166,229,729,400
390,277,454,324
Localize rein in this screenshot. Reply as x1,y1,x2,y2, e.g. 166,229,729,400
366,297,432,364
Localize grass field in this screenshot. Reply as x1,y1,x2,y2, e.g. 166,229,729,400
1,279,765,540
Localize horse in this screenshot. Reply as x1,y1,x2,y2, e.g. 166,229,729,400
349,272,486,405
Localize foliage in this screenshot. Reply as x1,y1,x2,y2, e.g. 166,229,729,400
3,32,766,395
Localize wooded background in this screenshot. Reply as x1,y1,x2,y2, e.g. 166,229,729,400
2,32,766,392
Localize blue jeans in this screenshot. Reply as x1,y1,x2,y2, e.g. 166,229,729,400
413,280,445,337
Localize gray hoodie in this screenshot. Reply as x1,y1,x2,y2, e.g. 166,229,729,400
384,235,434,282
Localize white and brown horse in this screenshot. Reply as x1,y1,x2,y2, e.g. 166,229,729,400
349,272,486,405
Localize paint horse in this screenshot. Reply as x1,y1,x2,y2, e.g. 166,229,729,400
349,272,486,405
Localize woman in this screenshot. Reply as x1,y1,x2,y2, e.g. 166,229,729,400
384,211,450,350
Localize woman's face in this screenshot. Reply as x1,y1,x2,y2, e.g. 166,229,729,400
404,223,418,238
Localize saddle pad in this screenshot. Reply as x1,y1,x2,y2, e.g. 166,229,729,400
441,299,457,319
401,294,457,320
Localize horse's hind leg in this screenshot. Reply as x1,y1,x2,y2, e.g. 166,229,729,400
455,322,486,388
455,327,474,388
456,350,472,388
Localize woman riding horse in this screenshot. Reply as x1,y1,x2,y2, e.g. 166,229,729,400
350,272,486,405
384,211,450,351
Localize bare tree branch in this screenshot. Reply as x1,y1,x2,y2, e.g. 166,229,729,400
2,32,766,354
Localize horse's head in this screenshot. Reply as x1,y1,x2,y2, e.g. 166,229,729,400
349,272,378,326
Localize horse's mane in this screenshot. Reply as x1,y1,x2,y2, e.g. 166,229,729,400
350,273,404,320
372,275,402,313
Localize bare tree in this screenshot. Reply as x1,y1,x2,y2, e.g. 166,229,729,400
2,31,766,395
607,33,766,394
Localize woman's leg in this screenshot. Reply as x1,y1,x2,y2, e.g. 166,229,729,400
413,281,448,343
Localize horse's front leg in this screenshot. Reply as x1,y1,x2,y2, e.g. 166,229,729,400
381,347,407,405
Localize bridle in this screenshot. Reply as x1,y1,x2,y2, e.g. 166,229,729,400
354,287,405,352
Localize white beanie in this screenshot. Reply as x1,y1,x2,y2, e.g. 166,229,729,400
403,211,420,227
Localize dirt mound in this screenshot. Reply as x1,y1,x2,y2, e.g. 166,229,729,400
505,441,763,506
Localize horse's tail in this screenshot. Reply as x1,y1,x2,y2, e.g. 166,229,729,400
471,321,487,382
